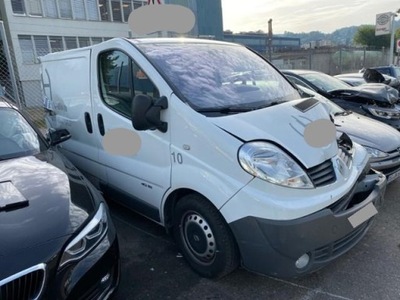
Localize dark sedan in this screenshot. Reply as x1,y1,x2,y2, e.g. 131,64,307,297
0,99,120,299
282,69,400,130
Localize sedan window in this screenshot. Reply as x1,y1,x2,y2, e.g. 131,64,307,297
301,72,351,92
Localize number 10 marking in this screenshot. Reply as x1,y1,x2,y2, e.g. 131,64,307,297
172,152,183,164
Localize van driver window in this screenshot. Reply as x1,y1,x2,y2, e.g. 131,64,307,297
98,50,160,118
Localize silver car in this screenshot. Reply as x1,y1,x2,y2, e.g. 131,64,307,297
298,85,400,183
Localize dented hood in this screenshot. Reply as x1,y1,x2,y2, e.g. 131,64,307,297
330,84,399,104
334,112,400,152
212,99,337,168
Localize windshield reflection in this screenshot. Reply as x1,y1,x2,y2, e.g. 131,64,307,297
0,108,42,160
301,72,351,92
138,42,300,113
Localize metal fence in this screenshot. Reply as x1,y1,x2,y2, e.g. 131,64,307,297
270,46,393,75
0,42,397,132
0,39,46,131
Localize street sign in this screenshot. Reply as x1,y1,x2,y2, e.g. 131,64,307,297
375,12,392,36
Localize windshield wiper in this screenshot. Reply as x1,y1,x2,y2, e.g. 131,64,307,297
198,102,283,114
0,200,29,212
334,110,352,116
197,107,255,114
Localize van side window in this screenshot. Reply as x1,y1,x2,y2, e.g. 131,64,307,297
98,50,159,118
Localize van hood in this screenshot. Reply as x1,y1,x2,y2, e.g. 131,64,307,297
211,99,337,168
334,112,400,152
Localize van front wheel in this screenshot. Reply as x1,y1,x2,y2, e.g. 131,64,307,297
173,194,239,278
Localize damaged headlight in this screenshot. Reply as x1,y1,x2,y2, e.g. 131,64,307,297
368,107,400,119
364,146,389,159
238,141,314,188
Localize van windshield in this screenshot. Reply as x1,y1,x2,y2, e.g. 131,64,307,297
137,42,300,113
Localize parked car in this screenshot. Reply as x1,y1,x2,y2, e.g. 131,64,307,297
335,71,400,90
282,69,400,130
369,65,400,80
297,86,400,183
40,38,386,279
0,98,120,299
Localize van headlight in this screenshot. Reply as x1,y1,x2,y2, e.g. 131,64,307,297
364,146,388,159
238,141,314,188
59,203,108,268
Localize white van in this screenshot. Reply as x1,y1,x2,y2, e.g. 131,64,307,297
40,38,386,279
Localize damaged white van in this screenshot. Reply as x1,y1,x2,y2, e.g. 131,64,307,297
40,38,386,279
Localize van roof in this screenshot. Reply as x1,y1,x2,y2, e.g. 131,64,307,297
127,37,236,46
39,37,241,61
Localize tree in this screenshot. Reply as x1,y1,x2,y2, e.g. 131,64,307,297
353,24,400,49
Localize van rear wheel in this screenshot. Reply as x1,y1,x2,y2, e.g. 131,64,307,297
173,194,239,278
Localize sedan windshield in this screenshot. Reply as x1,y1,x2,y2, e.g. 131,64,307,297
301,72,352,93
137,42,300,112
0,108,42,160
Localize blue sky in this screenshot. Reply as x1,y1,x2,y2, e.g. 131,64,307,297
221,0,399,34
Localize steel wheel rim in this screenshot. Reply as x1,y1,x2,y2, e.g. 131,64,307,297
181,211,217,265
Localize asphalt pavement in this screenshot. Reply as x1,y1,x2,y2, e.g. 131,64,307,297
110,179,400,300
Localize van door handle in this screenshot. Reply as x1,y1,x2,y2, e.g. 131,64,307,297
84,112,93,133
97,113,105,136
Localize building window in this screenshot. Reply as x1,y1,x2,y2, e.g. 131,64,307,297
43,0,58,17
98,0,110,21
133,1,143,9
12,0,26,14
27,0,43,16
59,0,73,18
91,37,103,45
86,0,99,20
122,0,132,22
65,37,78,49
72,0,86,20
111,0,122,22
78,37,91,47
18,35,35,64
49,36,64,52
33,36,50,57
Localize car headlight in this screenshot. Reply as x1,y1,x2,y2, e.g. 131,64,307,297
363,146,388,158
59,203,108,268
368,108,400,119
238,141,314,188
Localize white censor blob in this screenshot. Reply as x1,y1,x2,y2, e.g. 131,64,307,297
102,128,142,156
304,119,336,148
128,4,195,35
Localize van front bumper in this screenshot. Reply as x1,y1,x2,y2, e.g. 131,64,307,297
228,171,386,278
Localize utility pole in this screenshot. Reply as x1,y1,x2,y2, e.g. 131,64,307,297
389,12,397,65
267,19,273,61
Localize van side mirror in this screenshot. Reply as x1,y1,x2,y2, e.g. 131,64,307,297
48,128,71,146
131,95,168,133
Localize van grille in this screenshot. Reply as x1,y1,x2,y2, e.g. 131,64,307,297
338,146,352,168
0,264,46,300
307,160,336,187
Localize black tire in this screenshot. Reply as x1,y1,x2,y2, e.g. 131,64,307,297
173,193,240,279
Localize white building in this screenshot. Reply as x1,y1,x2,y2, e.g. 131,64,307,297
0,0,148,107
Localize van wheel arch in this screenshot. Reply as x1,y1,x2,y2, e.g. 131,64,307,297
169,192,240,278
163,188,199,234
